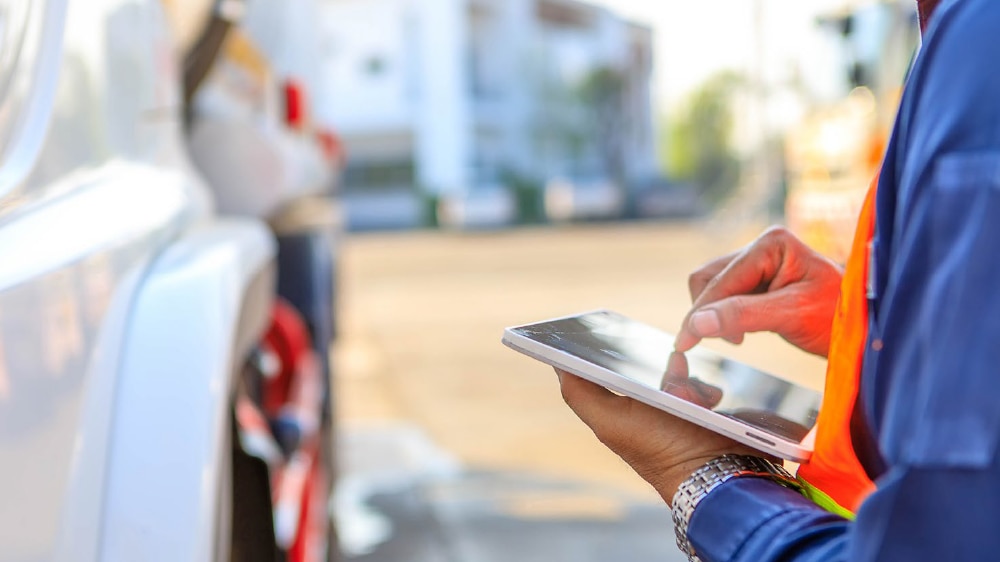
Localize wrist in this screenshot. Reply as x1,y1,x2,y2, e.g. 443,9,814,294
652,447,765,506
670,454,802,561
653,456,723,507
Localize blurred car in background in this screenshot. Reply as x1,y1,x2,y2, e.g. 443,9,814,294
628,178,705,220
544,177,625,223
436,187,517,230
0,0,341,560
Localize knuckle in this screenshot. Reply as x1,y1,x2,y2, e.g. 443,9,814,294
727,297,750,326
760,225,790,244
688,271,710,292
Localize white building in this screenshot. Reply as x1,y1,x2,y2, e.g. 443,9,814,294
319,0,657,217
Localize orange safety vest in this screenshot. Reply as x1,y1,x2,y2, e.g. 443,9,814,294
796,179,879,518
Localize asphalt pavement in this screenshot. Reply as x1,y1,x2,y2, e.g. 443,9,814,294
336,424,687,562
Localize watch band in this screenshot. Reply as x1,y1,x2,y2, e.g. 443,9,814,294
671,454,803,562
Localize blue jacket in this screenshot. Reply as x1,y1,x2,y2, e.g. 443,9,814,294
688,0,1000,559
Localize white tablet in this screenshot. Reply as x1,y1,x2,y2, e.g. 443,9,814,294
502,310,821,462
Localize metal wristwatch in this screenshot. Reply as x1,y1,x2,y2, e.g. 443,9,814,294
671,454,803,562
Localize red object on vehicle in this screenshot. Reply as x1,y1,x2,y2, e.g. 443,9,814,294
262,299,312,416
242,298,330,562
284,78,308,130
316,129,345,166
289,451,329,562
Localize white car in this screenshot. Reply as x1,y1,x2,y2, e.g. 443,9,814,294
544,176,625,222
0,0,333,561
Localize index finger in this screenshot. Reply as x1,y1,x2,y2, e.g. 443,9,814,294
675,234,788,351
688,251,739,303
691,239,782,312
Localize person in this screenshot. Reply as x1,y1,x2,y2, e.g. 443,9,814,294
556,0,1000,559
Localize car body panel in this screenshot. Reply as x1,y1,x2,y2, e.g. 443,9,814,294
0,191,177,561
100,219,274,562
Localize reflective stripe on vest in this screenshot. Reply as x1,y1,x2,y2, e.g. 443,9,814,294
796,178,879,516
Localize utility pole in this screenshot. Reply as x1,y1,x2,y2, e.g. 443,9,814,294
752,0,772,217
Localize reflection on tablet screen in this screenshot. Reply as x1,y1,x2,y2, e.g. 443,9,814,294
512,311,820,443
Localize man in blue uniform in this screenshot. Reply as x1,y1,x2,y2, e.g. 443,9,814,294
557,0,1000,559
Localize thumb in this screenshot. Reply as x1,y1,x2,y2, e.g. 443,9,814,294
675,291,790,352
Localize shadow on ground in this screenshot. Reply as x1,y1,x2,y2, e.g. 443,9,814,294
336,425,686,562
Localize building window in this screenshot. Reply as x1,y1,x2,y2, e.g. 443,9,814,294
343,159,416,191
536,0,591,29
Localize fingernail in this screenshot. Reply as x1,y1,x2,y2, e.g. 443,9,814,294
690,310,721,337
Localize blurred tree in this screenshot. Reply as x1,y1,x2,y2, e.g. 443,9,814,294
500,168,545,225
527,56,588,182
577,67,630,187
666,72,744,204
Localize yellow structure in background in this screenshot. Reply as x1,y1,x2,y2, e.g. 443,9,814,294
785,0,918,263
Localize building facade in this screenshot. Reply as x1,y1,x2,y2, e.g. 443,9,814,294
320,0,657,209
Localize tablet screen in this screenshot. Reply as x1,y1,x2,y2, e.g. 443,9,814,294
510,310,821,443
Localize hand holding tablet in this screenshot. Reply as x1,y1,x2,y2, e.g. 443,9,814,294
503,310,821,462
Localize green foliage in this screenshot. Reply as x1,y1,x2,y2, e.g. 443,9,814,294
576,67,629,185
578,67,626,109
420,191,440,229
666,72,744,204
500,169,545,225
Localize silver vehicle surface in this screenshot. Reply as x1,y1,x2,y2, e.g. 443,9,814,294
0,0,275,560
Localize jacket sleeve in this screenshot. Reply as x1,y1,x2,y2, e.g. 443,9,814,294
686,478,850,560
688,462,1000,560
